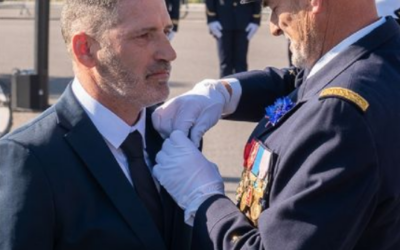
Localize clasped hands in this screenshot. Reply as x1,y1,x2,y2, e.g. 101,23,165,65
152,80,231,225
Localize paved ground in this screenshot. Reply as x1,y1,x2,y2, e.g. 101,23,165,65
0,3,288,200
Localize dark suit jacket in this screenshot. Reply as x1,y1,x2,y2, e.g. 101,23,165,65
0,85,191,250
193,17,400,249
206,0,261,30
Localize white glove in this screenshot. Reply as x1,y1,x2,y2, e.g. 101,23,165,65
208,21,223,38
245,23,259,40
167,30,176,41
152,79,230,147
153,130,225,225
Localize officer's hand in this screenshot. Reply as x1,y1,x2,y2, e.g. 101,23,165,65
154,130,225,225
208,21,223,38
246,23,259,40
152,79,230,147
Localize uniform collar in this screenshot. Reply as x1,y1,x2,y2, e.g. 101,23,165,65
308,17,386,79
71,78,147,150
295,17,399,102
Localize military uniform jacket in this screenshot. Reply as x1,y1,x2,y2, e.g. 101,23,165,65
206,0,261,30
0,85,192,250
192,17,400,250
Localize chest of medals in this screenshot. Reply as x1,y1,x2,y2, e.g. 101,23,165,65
236,139,275,226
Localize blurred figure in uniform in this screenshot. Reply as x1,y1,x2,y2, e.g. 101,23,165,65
166,0,181,40
206,0,262,77
376,0,400,24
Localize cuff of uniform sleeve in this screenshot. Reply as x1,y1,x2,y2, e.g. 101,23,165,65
220,78,242,115
184,183,225,226
193,194,238,232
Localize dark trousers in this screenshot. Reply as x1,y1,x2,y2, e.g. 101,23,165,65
217,29,249,77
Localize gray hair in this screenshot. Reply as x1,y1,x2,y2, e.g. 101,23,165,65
60,0,121,54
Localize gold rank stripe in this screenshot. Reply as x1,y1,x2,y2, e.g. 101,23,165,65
207,9,217,16
171,19,179,25
319,87,369,112
253,14,261,18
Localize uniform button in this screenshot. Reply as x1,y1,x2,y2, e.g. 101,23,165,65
233,2,237,6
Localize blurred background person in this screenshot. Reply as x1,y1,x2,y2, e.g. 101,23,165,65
166,0,181,40
206,0,262,77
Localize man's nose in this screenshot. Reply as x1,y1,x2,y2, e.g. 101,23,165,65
155,35,177,62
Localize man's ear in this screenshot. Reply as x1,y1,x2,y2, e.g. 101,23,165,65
71,32,98,68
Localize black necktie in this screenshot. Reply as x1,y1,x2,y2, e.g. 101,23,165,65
120,131,164,234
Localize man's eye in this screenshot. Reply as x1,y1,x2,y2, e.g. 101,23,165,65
137,33,150,39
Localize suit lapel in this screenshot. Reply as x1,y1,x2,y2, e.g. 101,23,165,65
145,107,192,250
54,85,166,250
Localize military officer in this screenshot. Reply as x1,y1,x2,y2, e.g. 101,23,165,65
151,0,400,249
206,0,262,77
166,0,181,39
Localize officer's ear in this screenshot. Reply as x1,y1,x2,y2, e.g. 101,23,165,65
71,32,98,68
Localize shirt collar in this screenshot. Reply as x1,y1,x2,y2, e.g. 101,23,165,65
71,78,147,149
308,17,386,79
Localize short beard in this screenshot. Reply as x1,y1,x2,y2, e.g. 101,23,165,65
95,42,171,109
96,45,140,103
290,13,322,70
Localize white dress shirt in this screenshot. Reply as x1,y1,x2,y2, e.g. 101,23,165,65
225,17,386,113
71,78,158,188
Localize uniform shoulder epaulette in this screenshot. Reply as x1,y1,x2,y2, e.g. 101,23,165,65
319,87,369,112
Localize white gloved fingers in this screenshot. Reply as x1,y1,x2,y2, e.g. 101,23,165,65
210,29,222,39
151,108,172,139
160,137,178,156
214,30,222,39
189,107,223,147
169,130,192,146
171,105,199,137
188,128,203,148
208,21,223,39
214,21,222,31
246,23,259,40
152,96,194,138
155,149,169,166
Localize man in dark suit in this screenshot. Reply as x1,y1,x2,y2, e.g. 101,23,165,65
206,0,262,77
165,0,180,40
151,0,400,249
0,0,191,249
